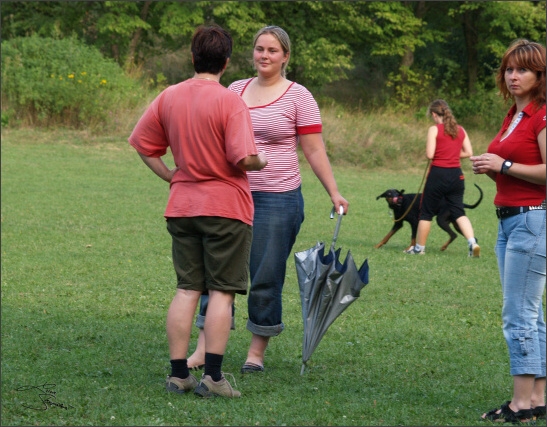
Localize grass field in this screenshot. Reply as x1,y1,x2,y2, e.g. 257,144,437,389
1,128,537,426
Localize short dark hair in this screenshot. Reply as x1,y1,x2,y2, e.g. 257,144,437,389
191,25,232,74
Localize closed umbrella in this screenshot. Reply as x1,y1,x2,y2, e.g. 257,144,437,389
295,207,369,374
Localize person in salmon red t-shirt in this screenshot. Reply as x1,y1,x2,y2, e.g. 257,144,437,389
128,24,267,398
187,25,349,374
472,39,546,424
406,99,480,257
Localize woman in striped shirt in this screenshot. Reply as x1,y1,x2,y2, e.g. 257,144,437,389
188,26,349,374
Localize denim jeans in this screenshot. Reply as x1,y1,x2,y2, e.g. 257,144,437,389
195,294,235,330
197,187,304,337
245,188,304,336
495,209,546,377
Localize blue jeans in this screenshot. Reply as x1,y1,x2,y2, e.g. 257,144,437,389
195,294,235,330
246,188,304,336
197,187,304,337
495,210,546,377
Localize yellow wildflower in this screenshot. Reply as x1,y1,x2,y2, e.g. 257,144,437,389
68,73,74,79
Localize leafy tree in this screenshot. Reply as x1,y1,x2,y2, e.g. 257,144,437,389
152,1,357,88
0,1,82,39
1,0,545,110
247,1,355,87
447,1,546,95
99,1,153,69
341,1,444,108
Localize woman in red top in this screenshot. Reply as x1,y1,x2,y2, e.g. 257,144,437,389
407,99,480,256
472,39,546,424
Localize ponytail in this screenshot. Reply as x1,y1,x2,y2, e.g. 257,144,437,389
427,99,458,138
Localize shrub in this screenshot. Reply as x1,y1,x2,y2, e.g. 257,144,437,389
1,35,145,131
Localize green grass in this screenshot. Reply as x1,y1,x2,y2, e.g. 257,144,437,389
0,128,533,426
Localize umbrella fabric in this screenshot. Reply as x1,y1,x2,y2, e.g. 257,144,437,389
295,211,369,374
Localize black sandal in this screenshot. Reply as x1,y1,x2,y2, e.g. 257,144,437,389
240,362,264,374
482,401,533,424
532,405,546,420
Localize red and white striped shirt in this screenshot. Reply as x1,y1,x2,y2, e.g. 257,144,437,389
229,78,322,192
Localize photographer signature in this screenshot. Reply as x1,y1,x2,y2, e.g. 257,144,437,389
15,383,73,410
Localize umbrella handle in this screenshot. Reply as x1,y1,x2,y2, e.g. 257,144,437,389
329,206,344,252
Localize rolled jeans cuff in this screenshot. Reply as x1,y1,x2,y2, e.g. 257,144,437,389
246,319,284,337
195,314,235,330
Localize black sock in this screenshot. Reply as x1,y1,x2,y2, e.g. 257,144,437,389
204,353,223,382
170,359,189,379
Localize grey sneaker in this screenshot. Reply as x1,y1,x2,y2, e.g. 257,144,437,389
469,243,480,258
165,374,198,394
404,246,425,255
194,374,241,398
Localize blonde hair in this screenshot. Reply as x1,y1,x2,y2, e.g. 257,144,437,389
427,99,459,139
253,26,291,77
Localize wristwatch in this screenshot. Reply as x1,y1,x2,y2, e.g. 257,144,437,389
501,159,513,175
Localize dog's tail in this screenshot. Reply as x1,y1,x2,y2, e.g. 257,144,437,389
464,184,483,209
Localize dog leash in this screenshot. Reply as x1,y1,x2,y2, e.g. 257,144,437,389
393,159,431,223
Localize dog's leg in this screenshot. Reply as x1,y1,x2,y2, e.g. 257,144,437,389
404,238,417,253
375,230,397,248
440,236,457,251
437,211,458,251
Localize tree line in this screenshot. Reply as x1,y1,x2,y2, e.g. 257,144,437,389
1,1,545,109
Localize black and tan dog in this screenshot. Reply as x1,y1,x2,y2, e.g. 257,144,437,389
375,184,483,252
